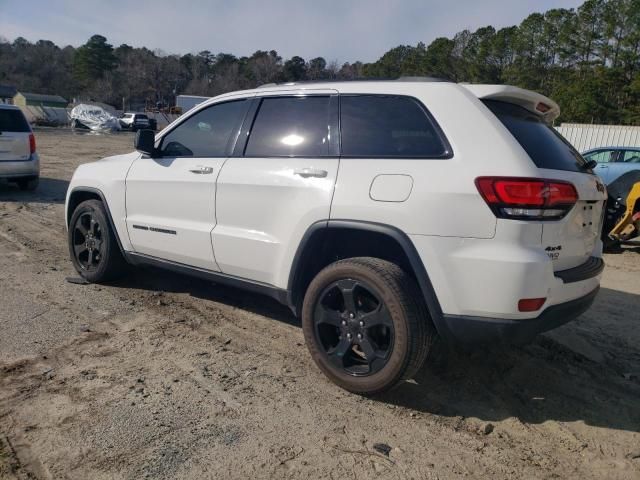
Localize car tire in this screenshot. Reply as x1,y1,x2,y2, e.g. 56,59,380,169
17,177,39,191
302,257,433,395
68,199,127,283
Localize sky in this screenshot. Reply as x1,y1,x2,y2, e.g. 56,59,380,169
0,0,584,63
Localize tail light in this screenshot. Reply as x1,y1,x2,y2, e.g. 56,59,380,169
29,133,36,155
475,177,578,220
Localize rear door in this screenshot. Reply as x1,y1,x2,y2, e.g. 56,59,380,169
0,108,31,161
212,91,339,286
484,100,607,271
606,149,640,184
125,98,250,270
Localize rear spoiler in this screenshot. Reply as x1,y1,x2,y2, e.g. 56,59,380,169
462,84,560,123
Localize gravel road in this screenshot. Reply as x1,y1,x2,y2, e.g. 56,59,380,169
1,129,639,479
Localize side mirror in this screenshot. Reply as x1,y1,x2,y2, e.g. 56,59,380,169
134,129,156,156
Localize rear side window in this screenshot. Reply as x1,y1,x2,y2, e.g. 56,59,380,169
484,100,588,173
245,96,331,157
340,95,448,157
0,109,30,132
620,150,640,163
160,100,247,157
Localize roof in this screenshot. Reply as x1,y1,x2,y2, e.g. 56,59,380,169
202,80,559,121
207,79,459,104
584,146,640,152
17,92,68,104
0,85,17,98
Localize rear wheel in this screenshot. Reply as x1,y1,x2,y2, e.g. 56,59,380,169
16,177,39,191
68,199,126,282
302,257,433,395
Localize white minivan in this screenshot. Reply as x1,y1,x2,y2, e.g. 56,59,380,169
0,104,39,190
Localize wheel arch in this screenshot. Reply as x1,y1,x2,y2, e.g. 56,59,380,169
287,220,444,331
67,187,126,256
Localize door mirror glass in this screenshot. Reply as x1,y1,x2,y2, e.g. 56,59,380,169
134,129,156,156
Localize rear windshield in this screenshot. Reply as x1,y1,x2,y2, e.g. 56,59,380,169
0,109,30,132
483,100,588,173
136,114,148,120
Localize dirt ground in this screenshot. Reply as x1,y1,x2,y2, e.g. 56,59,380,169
0,129,638,480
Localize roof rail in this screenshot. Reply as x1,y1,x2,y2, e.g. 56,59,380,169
396,76,450,82
257,76,452,88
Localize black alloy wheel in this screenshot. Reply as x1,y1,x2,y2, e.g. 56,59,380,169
302,257,433,395
68,199,126,282
313,278,394,376
72,211,104,271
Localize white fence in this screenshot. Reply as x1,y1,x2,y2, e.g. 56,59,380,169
556,123,640,152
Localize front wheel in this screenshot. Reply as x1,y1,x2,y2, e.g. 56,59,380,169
302,257,433,395
68,199,126,282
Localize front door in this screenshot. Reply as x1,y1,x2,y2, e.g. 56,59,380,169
125,99,250,270
585,148,618,183
213,92,339,287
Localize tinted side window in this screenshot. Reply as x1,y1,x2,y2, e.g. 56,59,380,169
340,95,447,157
160,100,247,157
245,96,331,157
0,109,30,132
484,100,588,173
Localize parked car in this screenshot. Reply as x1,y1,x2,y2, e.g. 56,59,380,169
65,80,605,394
119,112,156,131
583,146,640,184
0,104,39,190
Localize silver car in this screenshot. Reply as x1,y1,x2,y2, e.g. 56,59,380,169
583,146,640,184
0,104,39,190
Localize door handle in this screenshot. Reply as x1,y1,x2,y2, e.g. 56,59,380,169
294,168,328,178
189,166,214,174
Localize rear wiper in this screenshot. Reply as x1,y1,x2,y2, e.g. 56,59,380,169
581,159,597,171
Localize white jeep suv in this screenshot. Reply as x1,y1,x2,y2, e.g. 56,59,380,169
65,80,606,394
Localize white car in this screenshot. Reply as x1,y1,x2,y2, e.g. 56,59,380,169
65,80,606,394
0,104,39,190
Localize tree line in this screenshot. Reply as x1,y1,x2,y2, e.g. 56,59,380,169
1,0,639,124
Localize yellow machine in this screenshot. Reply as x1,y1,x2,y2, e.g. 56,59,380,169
608,182,640,242
603,171,640,249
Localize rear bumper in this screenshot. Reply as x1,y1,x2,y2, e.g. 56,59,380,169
0,155,39,178
438,287,599,345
